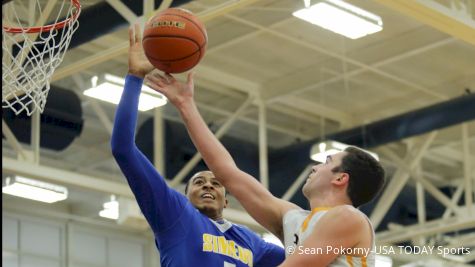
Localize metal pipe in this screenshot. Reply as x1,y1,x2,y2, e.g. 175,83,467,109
258,96,269,188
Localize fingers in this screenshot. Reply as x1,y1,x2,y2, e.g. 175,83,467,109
144,76,164,92
164,73,176,83
134,23,141,43
150,71,167,82
128,26,134,47
145,72,168,88
129,23,141,46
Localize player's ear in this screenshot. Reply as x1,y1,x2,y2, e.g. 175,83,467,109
333,172,349,185
224,197,228,208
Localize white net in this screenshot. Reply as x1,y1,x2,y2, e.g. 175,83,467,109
2,0,81,115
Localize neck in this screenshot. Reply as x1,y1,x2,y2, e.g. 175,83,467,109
308,194,352,211
210,214,224,221
200,208,223,221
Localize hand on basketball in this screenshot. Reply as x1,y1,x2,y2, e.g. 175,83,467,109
128,24,154,78
145,70,195,108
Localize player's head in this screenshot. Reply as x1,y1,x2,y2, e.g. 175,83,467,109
185,171,228,219
303,146,385,207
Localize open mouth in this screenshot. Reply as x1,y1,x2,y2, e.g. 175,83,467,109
201,193,215,200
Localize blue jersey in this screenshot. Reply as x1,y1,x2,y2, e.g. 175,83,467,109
111,75,285,267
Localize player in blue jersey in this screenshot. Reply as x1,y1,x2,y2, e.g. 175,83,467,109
110,24,285,267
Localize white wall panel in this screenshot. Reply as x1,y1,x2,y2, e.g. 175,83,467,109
2,252,19,267
20,221,61,258
72,231,107,266
21,256,60,267
3,212,149,267
3,217,18,250
108,239,144,267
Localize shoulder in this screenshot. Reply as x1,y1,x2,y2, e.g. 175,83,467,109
231,223,257,237
231,223,271,244
324,205,366,223
311,205,367,237
304,206,367,248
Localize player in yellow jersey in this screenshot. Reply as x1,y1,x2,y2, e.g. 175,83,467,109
144,70,386,267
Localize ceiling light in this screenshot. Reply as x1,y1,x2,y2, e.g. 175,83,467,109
99,195,119,220
310,140,379,162
2,176,68,203
293,0,383,39
84,74,167,111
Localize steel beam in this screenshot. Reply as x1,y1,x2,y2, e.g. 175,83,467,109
416,176,462,215
195,101,312,139
169,96,254,187
443,182,465,218
30,110,40,164
105,0,138,24
2,119,28,160
416,170,426,245
3,156,134,197
52,42,129,82
371,132,438,228
376,216,475,244
258,96,269,188
373,0,475,46
282,164,313,201
2,157,264,229
225,14,448,101
462,123,473,215
52,0,261,82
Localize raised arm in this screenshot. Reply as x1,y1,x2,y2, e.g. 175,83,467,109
144,71,299,239
111,25,189,234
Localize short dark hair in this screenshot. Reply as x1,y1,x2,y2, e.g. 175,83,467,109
184,173,227,196
332,147,386,207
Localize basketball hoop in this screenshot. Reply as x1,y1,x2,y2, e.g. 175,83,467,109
2,0,81,115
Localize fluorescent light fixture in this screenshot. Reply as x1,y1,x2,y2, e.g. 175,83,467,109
99,195,119,220
293,0,383,39
84,74,167,111
310,140,379,162
2,176,68,203
262,233,284,248
375,255,392,267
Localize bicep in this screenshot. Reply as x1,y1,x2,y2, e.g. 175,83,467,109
221,168,299,238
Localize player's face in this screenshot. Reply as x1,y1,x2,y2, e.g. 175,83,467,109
186,171,227,218
303,151,347,198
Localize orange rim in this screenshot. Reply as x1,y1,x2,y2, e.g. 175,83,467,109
3,0,81,34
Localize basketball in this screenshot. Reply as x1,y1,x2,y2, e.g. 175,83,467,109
142,8,207,73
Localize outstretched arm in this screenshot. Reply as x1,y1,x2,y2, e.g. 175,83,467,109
144,71,299,239
111,25,188,235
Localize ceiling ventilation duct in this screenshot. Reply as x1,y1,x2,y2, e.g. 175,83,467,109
2,86,83,151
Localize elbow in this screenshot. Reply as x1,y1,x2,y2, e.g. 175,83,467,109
110,138,121,157
111,138,131,159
